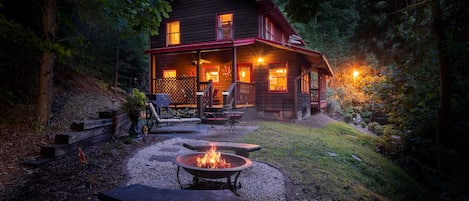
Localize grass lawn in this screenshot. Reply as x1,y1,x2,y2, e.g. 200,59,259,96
239,121,430,201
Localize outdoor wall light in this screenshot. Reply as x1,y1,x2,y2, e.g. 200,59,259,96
257,57,264,63
222,91,230,96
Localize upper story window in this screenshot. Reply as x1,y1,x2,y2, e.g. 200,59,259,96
268,63,287,92
265,17,274,41
217,13,233,40
166,20,180,46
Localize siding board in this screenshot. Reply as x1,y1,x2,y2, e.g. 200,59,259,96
151,0,258,48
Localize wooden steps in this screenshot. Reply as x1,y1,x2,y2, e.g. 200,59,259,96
39,111,130,159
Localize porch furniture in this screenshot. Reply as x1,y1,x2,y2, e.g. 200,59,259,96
182,141,261,158
146,102,201,129
148,93,171,114
223,111,244,133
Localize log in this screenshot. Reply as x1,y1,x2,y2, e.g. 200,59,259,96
55,125,113,144
70,118,113,131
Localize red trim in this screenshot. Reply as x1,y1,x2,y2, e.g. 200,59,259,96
144,38,256,54
236,63,253,82
145,37,334,76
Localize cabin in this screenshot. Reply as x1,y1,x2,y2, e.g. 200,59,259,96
145,0,334,121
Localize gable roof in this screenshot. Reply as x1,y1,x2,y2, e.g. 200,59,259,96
256,0,306,46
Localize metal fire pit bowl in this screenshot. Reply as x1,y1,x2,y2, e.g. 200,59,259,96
176,152,252,179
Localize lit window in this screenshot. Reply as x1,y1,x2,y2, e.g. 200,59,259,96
163,69,176,78
301,68,309,94
166,21,180,45
217,13,233,40
268,63,287,92
237,65,252,83
203,66,219,82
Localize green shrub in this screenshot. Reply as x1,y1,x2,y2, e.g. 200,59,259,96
374,124,385,136
361,121,367,128
368,122,380,132
344,113,352,123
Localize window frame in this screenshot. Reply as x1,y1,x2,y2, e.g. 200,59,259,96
268,63,288,93
166,20,180,46
162,69,177,78
202,66,220,83
264,17,275,41
216,12,233,41
237,63,253,83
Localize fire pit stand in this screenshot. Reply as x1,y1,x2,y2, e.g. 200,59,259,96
176,166,243,192
175,152,253,193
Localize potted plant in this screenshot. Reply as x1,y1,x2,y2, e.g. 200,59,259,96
121,88,147,138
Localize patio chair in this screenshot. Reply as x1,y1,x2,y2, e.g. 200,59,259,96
147,102,202,127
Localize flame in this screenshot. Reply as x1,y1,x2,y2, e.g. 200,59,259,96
196,144,231,169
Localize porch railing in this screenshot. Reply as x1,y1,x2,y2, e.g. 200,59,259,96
152,76,197,105
235,81,255,106
311,88,326,109
196,80,216,117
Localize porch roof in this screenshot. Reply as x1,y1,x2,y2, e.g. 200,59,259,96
255,38,334,77
144,37,334,77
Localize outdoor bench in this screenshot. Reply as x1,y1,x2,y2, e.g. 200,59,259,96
98,184,242,201
183,141,261,158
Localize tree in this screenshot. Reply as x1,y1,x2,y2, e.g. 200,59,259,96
1,0,172,132
37,0,57,132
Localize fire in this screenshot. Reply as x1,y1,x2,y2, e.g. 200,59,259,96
196,144,231,169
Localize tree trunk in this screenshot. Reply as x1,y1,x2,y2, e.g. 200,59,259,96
431,0,450,173
37,0,56,131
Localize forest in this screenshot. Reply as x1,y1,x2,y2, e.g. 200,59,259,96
0,0,468,200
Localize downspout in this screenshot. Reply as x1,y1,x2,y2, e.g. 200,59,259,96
294,60,324,120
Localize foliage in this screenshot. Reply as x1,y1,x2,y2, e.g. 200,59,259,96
241,121,428,201
280,0,468,195
121,88,147,114
99,0,172,36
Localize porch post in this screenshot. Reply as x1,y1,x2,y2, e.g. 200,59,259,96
196,50,201,91
232,47,237,108
196,50,202,117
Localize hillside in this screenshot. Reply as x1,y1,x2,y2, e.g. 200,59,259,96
0,71,126,132
0,71,129,198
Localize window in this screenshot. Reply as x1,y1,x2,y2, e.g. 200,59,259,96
268,63,287,92
203,66,219,82
237,64,252,83
265,17,274,41
301,68,309,94
217,13,233,40
163,69,176,78
166,21,180,45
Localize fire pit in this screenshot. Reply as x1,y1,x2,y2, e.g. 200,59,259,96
175,145,252,191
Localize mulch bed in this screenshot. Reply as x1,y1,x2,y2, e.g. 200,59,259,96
0,134,167,201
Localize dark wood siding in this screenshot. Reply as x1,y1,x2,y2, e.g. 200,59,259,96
237,44,301,114
150,0,259,49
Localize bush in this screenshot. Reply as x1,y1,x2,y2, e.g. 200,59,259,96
344,113,352,123
368,122,380,132
374,124,385,136
361,121,367,128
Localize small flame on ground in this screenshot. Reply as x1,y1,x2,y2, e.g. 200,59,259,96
196,144,231,169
